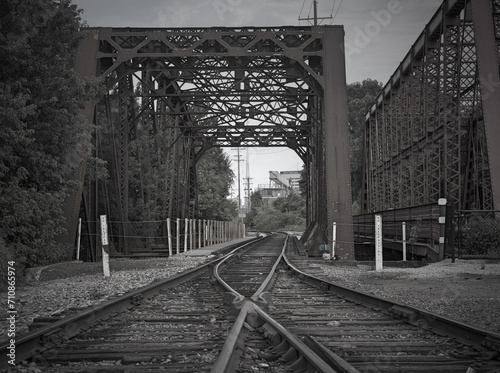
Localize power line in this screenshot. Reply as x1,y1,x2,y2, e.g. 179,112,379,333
249,148,292,155
299,0,333,26
329,0,336,24
330,0,336,17
299,0,307,21
231,147,245,212
245,148,252,210
332,0,343,23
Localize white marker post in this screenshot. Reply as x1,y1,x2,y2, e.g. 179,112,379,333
402,222,407,261
198,219,202,249
76,218,82,261
167,218,172,256
100,215,110,277
184,218,188,252
203,219,207,247
331,222,337,260
375,214,383,271
176,218,180,254
190,219,194,251
438,198,447,261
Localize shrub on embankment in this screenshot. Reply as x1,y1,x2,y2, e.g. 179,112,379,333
0,0,99,286
459,214,500,257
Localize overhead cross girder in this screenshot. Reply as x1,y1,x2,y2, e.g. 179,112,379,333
69,26,353,257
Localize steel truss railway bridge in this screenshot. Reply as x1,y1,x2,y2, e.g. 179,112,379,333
362,0,500,214
61,0,500,261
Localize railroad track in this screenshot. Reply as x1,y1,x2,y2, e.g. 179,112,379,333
216,235,283,298
41,272,233,372
0,238,262,372
281,237,500,372
2,233,500,372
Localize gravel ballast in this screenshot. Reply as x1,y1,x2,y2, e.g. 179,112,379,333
0,256,206,340
1,255,499,347
308,258,500,332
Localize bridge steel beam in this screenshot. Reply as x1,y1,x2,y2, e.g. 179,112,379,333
471,0,500,212
322,27,354,259
58,30,99,258
66,26,353,256
362,0,498,213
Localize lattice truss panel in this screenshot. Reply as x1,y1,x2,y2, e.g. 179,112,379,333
87,26,340,252
362,0,496,212
96,27,324,155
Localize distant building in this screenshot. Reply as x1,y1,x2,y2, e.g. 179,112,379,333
279,170,302,193
257,170,302,204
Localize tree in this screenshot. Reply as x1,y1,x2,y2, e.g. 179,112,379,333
246,190,306,232
196,147,237,221
273,193,305,216
245,190,263,228
126,119,172,244
0,0,98,272
347,79,382,213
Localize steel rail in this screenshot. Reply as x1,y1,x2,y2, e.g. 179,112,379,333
303,336,362,373
209,301,253,373
212,237,266,300
0,237,260,370
250,234,287,305
211,233,350,373
282,249,500,355
251,303,338,373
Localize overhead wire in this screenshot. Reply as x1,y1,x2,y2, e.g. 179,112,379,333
329,0,336,24
331,0,343,23
307,0,313,20
299,0,307,22
250,148,293,155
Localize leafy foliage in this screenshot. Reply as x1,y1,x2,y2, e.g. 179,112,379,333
244,190,263,228
247,192,306,232
93,93,237,250
347,79,382,213
128,121,170,222
460,215,500,256
196,148,237,221
0,0,98,274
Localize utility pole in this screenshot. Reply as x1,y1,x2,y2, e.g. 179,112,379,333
231,148,244,213
244,148,253,211
298,0,333,26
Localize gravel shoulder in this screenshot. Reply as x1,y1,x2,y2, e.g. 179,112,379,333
2,256,499,347
0,256,207,341
308,258,500,333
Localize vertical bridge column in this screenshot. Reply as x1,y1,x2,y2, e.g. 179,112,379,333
59,30,99,258
322,26,354,260
472,0,500,210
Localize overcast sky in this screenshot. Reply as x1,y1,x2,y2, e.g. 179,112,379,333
74,0,442,202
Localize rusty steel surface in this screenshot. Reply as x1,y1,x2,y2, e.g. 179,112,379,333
353,203,443,261
362,0,500,213
57,30,100,258
67,25,353,257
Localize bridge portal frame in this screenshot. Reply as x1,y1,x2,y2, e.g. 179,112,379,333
63,26,354,258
